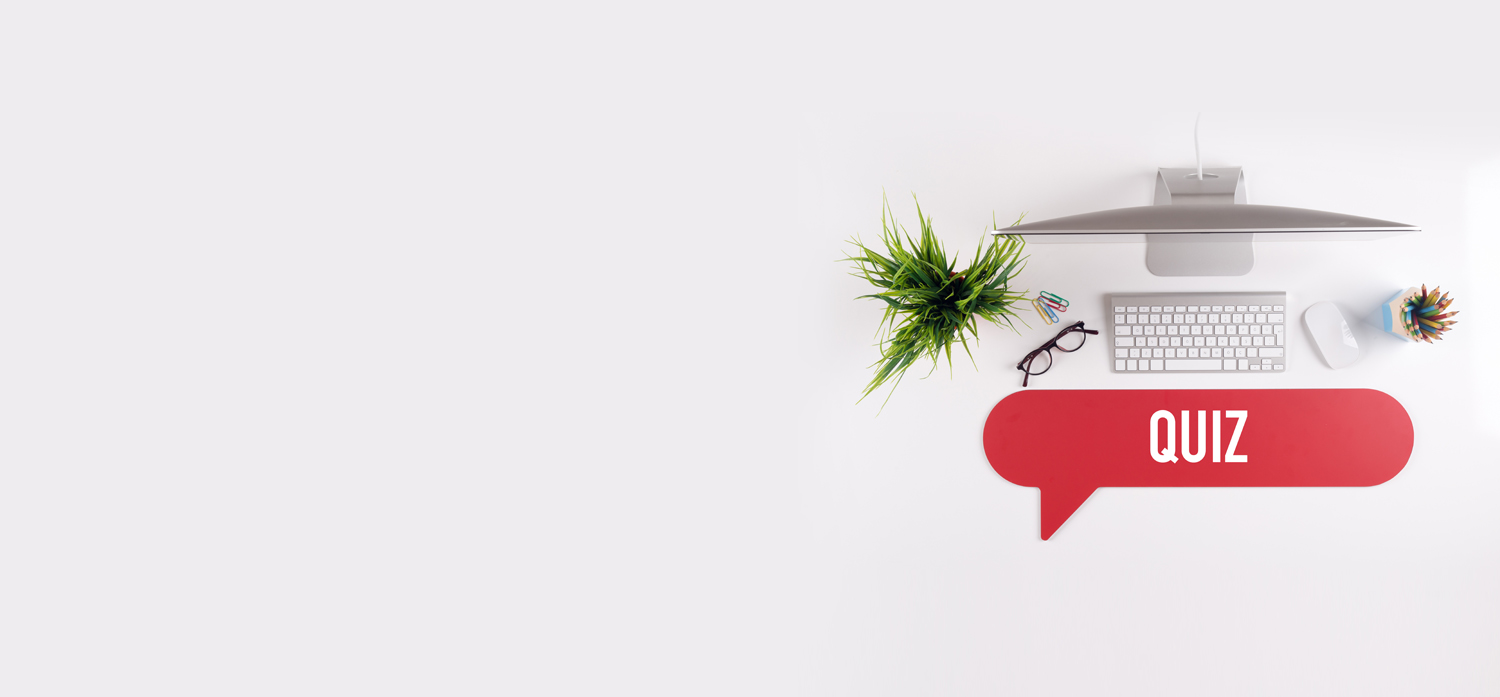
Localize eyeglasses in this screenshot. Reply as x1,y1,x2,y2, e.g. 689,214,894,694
1017,321,1099,387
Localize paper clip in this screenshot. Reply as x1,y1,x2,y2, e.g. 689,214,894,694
1032,297,1058,324
1039,291,1069,311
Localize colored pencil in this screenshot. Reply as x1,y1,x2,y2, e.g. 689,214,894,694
1402,284,1458,342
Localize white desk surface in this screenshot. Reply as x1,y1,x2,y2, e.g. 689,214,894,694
764,113,1500,695
12,5,1500,694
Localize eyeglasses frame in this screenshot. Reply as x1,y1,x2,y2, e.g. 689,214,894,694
1016,321,1099,387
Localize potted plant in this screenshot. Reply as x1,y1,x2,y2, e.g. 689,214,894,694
845,196,1029,407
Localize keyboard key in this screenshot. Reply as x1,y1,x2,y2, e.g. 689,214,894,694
1231,313,1244,323
1115,337,1134,347
1274,364,1284,370
1262,358,1271,364
1269,313,1284,323
1136,338,1146,347
1238,359,1249,370
1126,314,1137,323
1211,348,1222,357
1251,364,1262,370
1224,359,1236,370
1212,305,1223,312
1255,313,1267,323
1165,359,1221,370
1187,306,1198,312
1273,305,1284,311
1116,348,1128,357
1151,306,1162,313
1127,359,1138,370
1259,347,1284,357
1115,306,1125,312
1127,306,1138,312
1116,359,1126,371
1153,348,1164,358
1248,347,1258,357
1129,348,1140,358
1150,359,1164,370
1236,305,1248,312
1115,314,1125,323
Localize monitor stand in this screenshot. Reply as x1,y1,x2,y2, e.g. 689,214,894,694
1145,167,1253,277
1145,232,1254,276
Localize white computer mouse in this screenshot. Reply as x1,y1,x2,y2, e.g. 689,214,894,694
1304,301,1360,369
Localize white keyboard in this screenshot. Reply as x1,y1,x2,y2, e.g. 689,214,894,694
1110,292,1287,373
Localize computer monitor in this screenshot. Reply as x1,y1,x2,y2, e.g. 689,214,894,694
991,168,1420,276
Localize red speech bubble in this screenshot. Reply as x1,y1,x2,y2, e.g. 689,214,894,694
983,389,1414,539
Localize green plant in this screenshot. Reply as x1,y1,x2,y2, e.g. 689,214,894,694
844,195,1028,407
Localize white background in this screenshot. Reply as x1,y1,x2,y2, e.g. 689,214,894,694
791,113,1500,695
4,2,1500,695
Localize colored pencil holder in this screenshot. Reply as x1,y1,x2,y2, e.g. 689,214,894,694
1377,287,1421,342
1375,285,1459,343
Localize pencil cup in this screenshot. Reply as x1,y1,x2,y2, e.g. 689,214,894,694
1376,287,1421,342
1375,285,1459,343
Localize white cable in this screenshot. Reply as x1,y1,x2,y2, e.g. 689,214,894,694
1194,112,1202,181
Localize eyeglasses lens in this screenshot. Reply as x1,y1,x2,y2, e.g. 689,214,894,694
1024,349,1053,374
1054,329,1087,352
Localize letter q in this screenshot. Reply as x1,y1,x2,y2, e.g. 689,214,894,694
1150,410,1179,463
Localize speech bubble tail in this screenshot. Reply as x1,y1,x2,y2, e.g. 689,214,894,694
1039,485,1096,540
